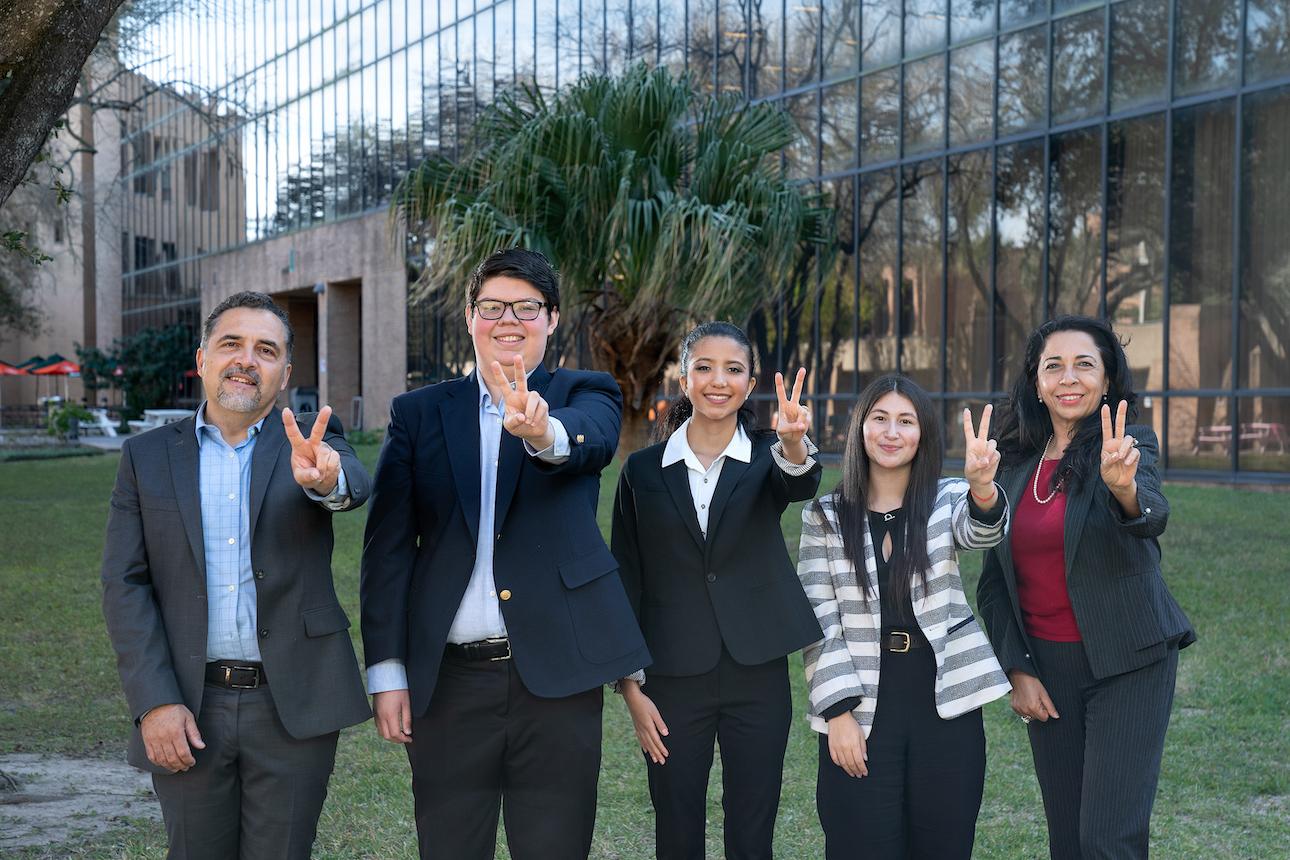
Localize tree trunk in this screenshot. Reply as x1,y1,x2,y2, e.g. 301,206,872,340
0,0,126,207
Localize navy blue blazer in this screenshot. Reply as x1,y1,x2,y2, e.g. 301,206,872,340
360,365,650,716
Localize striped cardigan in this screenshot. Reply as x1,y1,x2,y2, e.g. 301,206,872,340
798,479,1012,736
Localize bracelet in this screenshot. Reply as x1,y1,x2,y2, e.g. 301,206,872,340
970,486,997,504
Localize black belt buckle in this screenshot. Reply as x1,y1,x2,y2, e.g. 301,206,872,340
224,664,263,688
484,637,511,662
888,631,911,653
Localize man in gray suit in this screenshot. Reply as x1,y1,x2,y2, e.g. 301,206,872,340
101,291,372,859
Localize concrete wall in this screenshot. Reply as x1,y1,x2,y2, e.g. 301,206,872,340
202,210,406,430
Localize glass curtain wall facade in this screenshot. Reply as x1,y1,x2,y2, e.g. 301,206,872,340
117,0,1290,478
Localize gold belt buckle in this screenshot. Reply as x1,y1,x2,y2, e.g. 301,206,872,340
889,631,911,653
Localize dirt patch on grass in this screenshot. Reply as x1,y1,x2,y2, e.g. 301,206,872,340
0,753,159,850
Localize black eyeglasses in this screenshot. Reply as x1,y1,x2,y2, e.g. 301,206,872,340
472,299,548,321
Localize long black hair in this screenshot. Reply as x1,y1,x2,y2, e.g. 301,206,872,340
994,314,1138,493
656,321,760,442
835,374,942,612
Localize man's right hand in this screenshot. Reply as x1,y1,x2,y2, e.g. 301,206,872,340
374,689,413,743
141,704,205,772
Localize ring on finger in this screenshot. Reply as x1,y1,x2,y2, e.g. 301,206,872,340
1020,715,1032,724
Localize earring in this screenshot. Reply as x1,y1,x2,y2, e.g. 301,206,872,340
1037,392,1042,403
1102,392,1108,402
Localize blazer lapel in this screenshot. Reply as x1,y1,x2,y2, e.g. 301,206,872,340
441,375,482,545
1063,468,1098,577
167,419,206,576
250,409,287,535
995,453,1039,574
494,365,553,530
703,455,753,552
661,459,705,552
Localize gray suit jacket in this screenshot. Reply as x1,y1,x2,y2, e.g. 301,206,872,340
101,409,373,773
977,426,1196,682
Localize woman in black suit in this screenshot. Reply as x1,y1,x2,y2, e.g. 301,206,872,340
977,315,1196,859
611,321,823,860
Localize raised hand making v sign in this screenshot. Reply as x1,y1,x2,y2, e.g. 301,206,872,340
282,404,342,495
1100,399,1142,517
489,354,556,450
962,403,1001,510
774,367,812,465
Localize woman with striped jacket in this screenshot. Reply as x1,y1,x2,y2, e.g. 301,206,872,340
797,374,1010,860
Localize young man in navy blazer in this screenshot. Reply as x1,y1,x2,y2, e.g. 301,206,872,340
360,248,650,859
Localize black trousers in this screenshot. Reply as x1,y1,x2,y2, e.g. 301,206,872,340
151,682,339,860
405,653,603,860
1027,638,1179,860
642,650,792,860
816,646,985,860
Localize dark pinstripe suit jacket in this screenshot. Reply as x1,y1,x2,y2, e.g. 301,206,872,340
977,426,1196,682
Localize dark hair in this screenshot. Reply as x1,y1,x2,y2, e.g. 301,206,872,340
467,247,561,312
201,291,294,360
994,314,1137,493
835,373,942,615
656,321,759,442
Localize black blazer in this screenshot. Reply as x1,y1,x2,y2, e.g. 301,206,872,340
101,410,373,773
611,431,823,677
360,366,651,717
977,426,1196,682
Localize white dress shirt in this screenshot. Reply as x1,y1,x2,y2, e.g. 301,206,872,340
365,372,570,695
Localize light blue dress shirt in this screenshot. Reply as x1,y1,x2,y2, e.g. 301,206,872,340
195,404,349,662
365,373,569,695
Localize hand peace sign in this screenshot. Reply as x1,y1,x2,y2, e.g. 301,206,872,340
773,368,811,445
1100,400,1139,493
489,355,551,444
962,404,1000,495
282,405,341,494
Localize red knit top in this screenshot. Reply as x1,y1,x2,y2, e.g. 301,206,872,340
1011,457,1082,642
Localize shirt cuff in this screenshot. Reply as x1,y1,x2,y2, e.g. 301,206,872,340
821,696,863,720
524,416,571,462
609,668,647,693
968,484,1005,525
304,467,350,509
771,436,818,475
366,658,409,694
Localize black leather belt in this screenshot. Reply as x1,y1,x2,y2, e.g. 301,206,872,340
205,661,267,688
444,637,511,661
881,630,929,652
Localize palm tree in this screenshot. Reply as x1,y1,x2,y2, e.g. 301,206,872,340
393,62,833,452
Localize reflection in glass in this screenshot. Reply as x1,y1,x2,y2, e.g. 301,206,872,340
1174,0,1240,97
1168,397,1232,471
557,0,582,87
1110,0,1168,111
947,151,993,392
1238,399,1290,472
535,0,557,90
785,0,819,88
862,0,902,69
1052,10,1104,124
719,0,748,94
861,68,900,163
787,92,820,179
951,0,995,45
822,80,858,174
904,55,946,155
819,177,860,449
1247,0,1290,84
859,170,900,377
660,0,688,74
822,0,861,80
1048,128,1103,318
995,139,1046,389
750,0,786,96
1239,87,1290,391
998,25,1047,135
949,40,994,145
905,0,948,58
1107,115,1166,393
1169,100,1234,396
901,160,945,392
999,0,1046,29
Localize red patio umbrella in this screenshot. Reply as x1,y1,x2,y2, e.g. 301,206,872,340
33,358,80,402
0,360,28,428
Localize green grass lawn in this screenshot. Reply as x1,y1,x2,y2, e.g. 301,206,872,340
2,446,1287,858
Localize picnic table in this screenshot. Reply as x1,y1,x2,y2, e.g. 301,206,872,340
127,408,194,434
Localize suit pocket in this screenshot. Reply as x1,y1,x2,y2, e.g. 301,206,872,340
558,545,618,589
302,604,351,637
947,615,975,636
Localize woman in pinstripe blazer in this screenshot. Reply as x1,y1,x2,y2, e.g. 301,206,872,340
797,374,1011,860
977,315,1196,859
